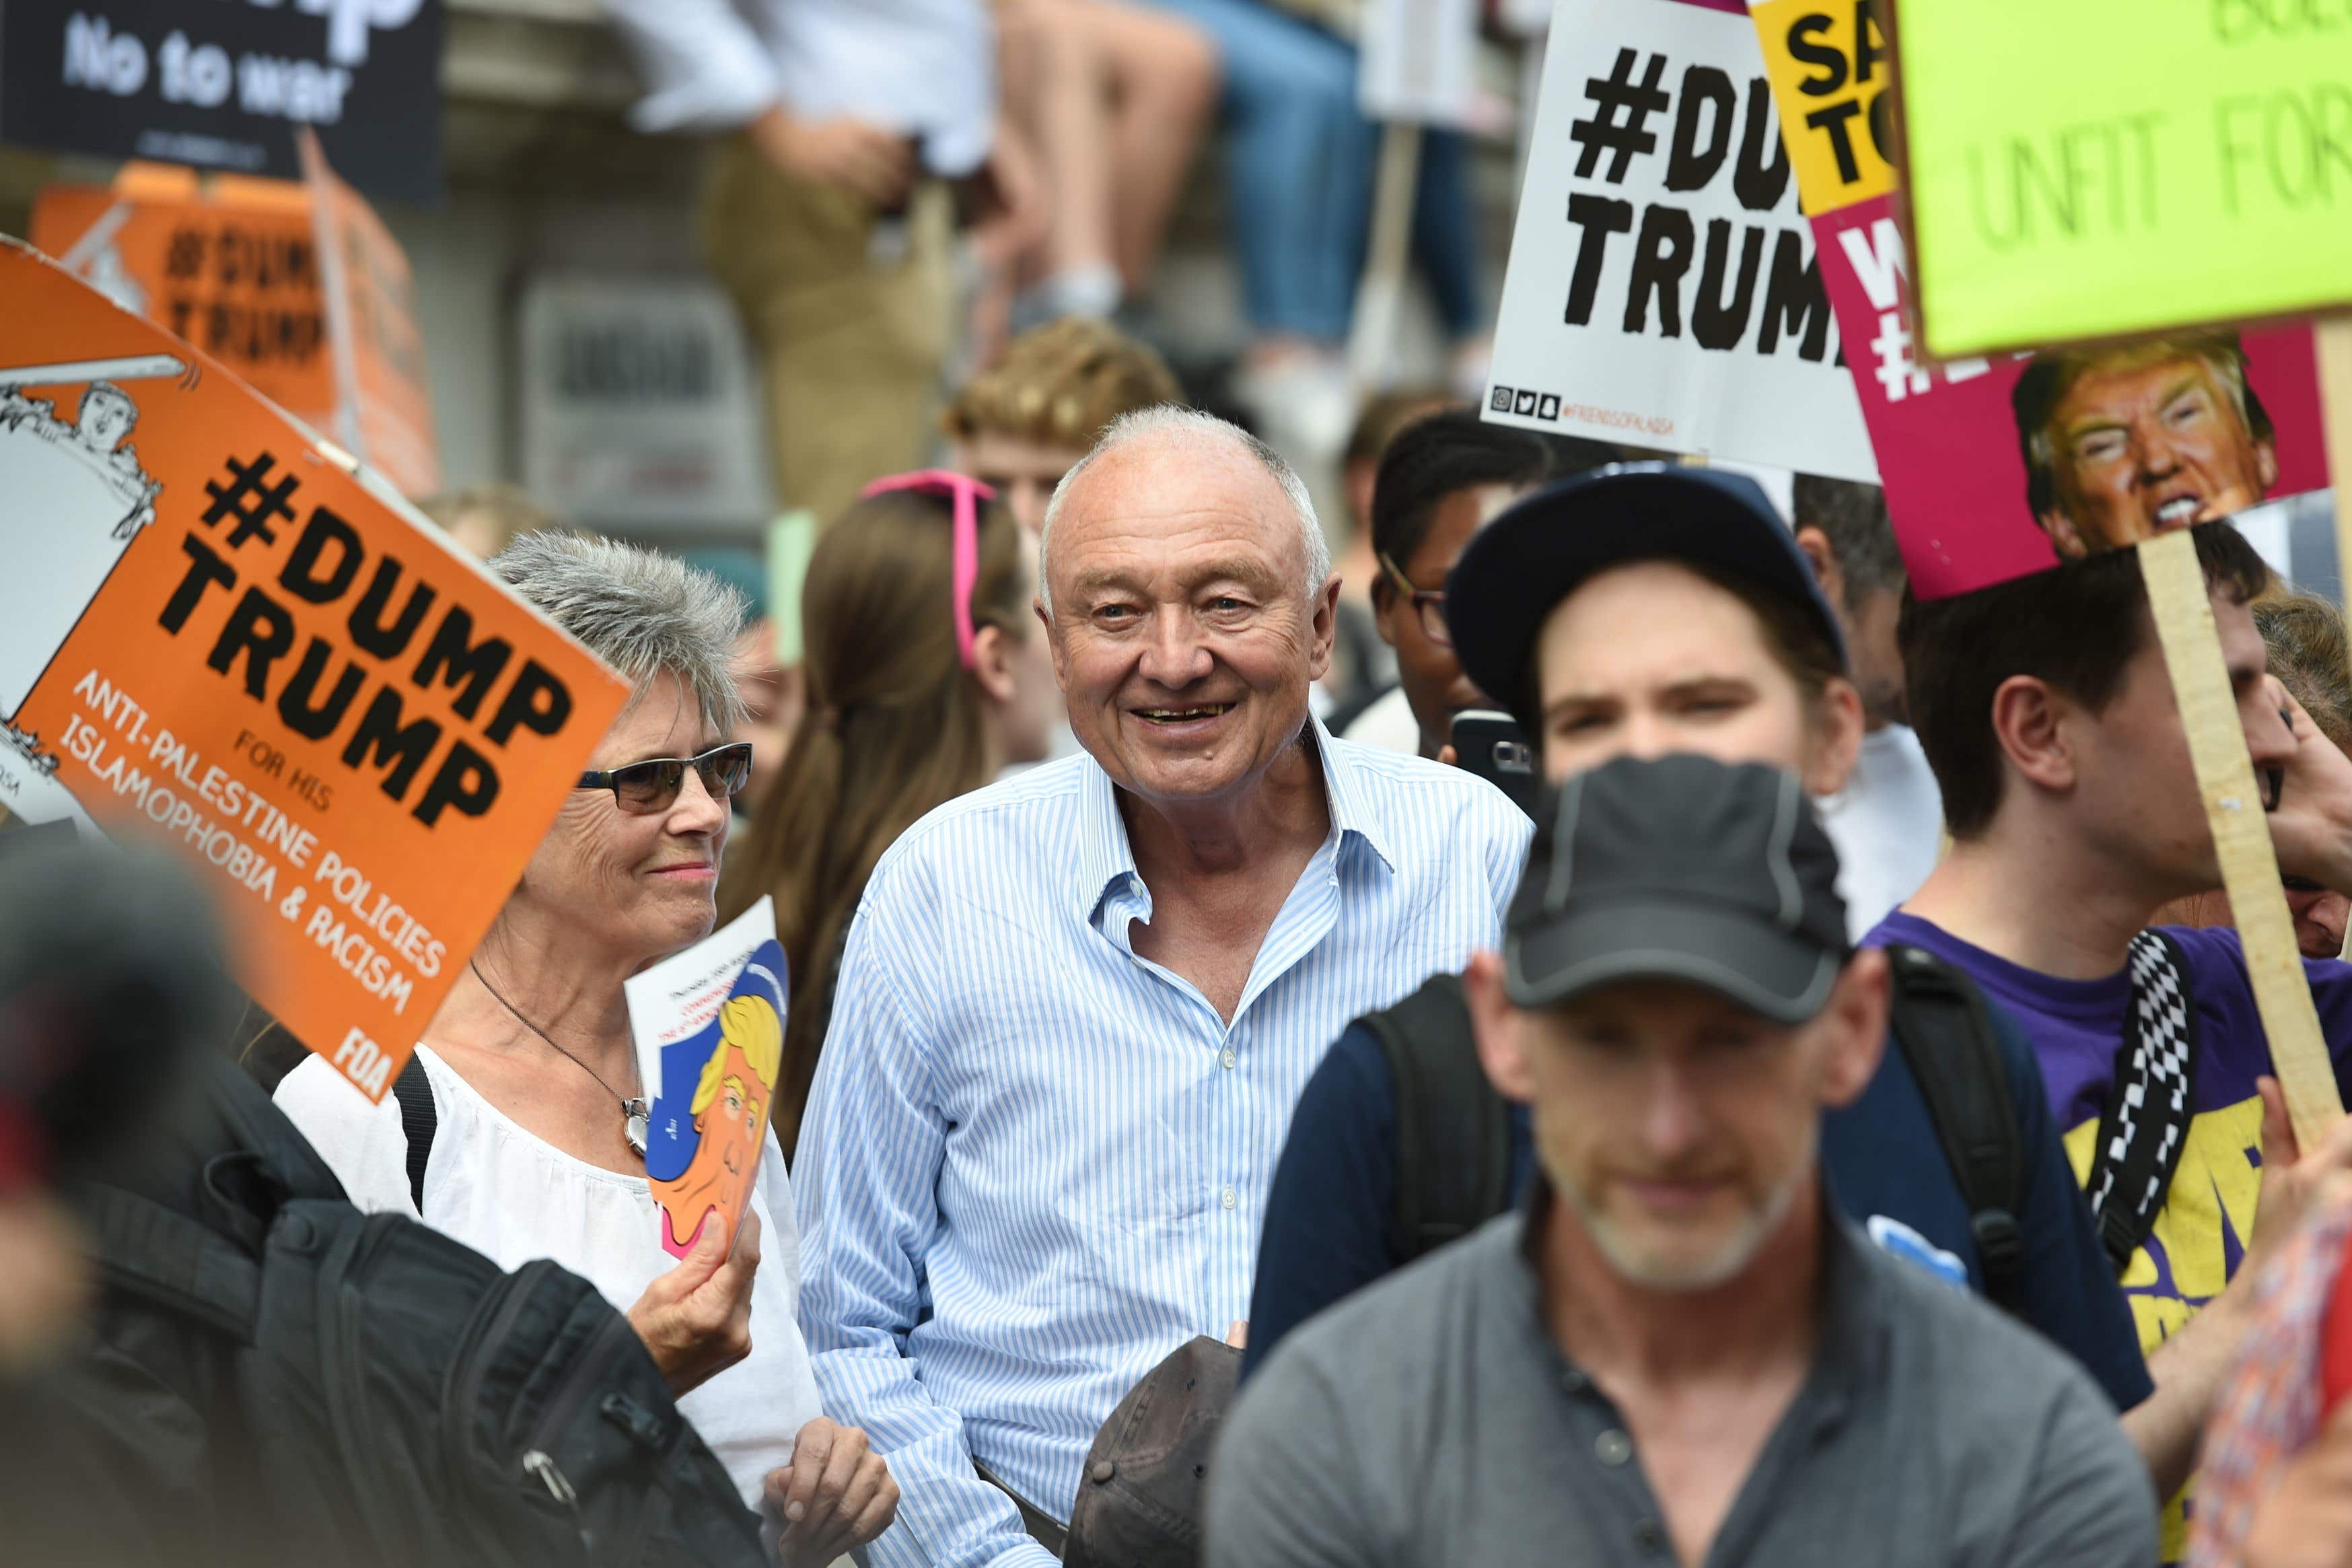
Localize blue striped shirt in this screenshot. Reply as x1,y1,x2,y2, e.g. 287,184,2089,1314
793,722,1531,1568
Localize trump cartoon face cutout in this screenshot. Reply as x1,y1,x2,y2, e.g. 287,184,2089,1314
643,942,785,1258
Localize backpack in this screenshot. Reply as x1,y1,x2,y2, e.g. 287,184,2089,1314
1367,945,2037,1311
55,1055,770,1568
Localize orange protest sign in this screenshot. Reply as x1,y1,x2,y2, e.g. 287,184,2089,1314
29,155,438,498
0,241,627,1099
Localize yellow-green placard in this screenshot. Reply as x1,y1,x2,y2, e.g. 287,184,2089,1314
1894,0,2352,359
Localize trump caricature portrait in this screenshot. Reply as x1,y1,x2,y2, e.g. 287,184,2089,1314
2013,328,2279,560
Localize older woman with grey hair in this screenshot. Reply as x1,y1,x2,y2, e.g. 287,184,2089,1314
276,533,897,1566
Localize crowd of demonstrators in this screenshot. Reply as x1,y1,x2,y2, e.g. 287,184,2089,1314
1212,756,2158,1567
715,474,1058,1156
2160,592,2352,960
1245,467,2149,1422
942,316,1185,532
1789,476,1947,940
1885,524,2352,1557
273,533,897,1563
788,408,1530,1565
1339,410,1613,758
987,0,1219,336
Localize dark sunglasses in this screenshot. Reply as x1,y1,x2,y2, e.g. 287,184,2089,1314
577,742,754,814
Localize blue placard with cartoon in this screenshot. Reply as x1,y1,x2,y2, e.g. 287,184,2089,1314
644,937,786,1256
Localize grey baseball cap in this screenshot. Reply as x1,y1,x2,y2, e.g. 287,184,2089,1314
1507,754,1849,1024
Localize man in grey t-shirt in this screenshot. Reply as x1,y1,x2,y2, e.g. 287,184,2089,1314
1207,756,2155,1568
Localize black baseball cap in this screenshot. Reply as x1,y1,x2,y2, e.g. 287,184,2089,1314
1447,464,1848,732
1507,754,1849,1024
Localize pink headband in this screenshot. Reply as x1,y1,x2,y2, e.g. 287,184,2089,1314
859,469,998,671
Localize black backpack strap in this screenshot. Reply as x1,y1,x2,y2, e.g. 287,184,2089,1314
1884,946,2029,1313
2085,929,2199,1275
1363,972,1516,1262
76,1184,263,1344
390,1053,437,1215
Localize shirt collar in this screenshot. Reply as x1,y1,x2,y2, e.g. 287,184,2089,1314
1511,1172,1886,1436
1067,715,1398,922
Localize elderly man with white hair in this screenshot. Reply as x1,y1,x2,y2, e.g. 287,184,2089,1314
793,408,1532,1567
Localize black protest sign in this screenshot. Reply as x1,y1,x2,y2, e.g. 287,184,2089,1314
0,0,443,206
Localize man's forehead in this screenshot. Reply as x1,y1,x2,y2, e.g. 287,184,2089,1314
1053,435,1299,572
2057,355,2215,419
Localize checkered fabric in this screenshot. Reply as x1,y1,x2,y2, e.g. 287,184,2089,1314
2086,931,2197,1244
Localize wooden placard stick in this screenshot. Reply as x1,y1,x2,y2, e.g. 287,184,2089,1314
2139,530,2344,1147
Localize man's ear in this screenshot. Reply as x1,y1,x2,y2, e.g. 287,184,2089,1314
1989,674,2078,798
1035,596,1070,695
970,625,1018,705
2038,507,2092,561
1806,677,1867,797
1308,575,1341,683
1464,950,1537,1104
1816,949,1889,1110
2257,435,2280,493
1794,524,1845,606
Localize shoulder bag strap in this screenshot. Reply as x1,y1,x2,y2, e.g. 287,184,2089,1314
2085,929,2200,1275
390,1053,436,1215
1365,972,1516,1262
1883,945,2029,1313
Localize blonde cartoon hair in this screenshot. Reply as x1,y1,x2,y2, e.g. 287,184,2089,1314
691,995,782,1116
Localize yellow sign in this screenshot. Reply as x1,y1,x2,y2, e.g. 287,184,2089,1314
1892,0,2352,357
1751,0,1894,215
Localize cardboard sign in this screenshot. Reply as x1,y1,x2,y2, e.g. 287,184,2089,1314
627,898,783,1258
1887,0,2352,358
1486,0,1876,480
518,274,773,533
31,162,439,499
0,241,627,1099
0,0,445,205
1748,0,2332,596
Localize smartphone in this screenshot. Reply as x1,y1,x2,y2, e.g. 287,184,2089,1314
1450,709,1538,818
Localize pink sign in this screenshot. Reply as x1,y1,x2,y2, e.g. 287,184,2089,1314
1812,193,2330,599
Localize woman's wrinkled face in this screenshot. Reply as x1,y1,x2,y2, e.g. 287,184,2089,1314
518,670,729,967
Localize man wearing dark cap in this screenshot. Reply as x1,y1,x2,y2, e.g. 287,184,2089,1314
1208,756,2158,1568
1243,464,2150,1418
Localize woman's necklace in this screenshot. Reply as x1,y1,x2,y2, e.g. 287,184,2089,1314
469,958,649,1157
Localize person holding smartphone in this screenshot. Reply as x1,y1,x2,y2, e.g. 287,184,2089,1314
1341,411,1614,762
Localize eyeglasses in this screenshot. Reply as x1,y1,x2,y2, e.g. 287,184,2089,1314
577,742,755,814
1378,552,1452,649
861,468,999,671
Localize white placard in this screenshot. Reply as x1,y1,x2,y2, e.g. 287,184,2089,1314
1485,0,1876,480
624,896,777,1105
1358,0,1481,127
519,273,773,534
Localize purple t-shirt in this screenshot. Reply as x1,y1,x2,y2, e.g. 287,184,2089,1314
1872,914,2352,1310
1869,913,2352,1556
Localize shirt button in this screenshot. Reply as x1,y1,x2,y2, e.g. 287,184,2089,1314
1221,1048,1237,1070
1221,1188,1238,1210
1634,1520,1665,1553
1559,1368,1589,1395
1595,1429,1633,1467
